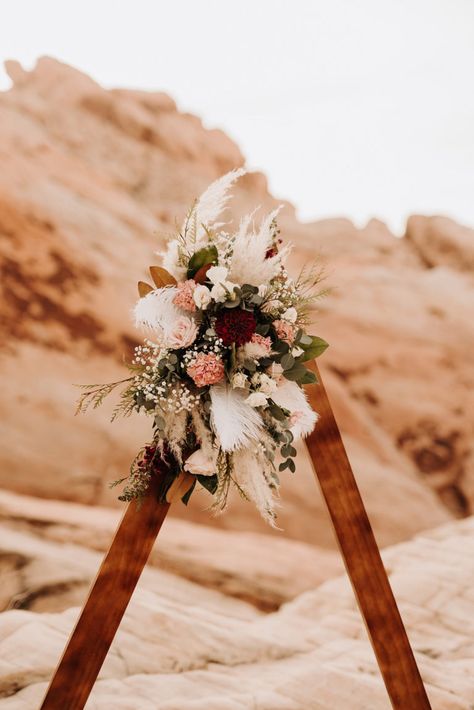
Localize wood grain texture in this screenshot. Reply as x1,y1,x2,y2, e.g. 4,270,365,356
304,360,432,709
40,475,170,710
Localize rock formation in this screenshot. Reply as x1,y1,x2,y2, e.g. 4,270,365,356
0,57,473,707
0,489,473,709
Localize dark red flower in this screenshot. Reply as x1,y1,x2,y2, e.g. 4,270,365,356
265,239,283,259
215,308,257,346
265,247,278,259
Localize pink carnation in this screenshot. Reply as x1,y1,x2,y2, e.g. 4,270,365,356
274,319,296,343
250,333,272,353
173,280,197,312
187,352,225,387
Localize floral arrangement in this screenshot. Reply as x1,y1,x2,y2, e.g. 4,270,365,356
77,169,328,524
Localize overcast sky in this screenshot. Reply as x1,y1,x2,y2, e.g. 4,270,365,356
1,0,473,232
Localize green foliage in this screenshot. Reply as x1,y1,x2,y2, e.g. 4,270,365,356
187,245,218,278
298,335,329,362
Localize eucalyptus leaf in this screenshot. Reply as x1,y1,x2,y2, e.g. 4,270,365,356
255,323,270,336
273,340,290,354
268,403,287,421
243,358,257,373
223,297,242,308
280,353,295,371
282,362,308,382
300,369,318,385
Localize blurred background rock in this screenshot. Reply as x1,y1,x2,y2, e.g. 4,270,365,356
0,3,473,707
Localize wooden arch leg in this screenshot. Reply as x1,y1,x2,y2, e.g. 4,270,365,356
40,478,170,710
305,361,431,709
41,362,431,710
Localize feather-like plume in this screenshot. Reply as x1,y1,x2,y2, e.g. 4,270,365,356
161,168,246,279
210,385,263,451
271,380,318,439
232,448,279,526
228,206,290,285
133,287,181,338
191,410,216,461
162,409,188,463
192,167,246,234
161,241,187,282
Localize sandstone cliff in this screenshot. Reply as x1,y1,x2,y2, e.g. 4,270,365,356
2,57,473,546
1,55,473,709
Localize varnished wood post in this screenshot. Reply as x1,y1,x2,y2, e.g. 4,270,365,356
41,361,431,710
40,476,170,710
305,361,431,709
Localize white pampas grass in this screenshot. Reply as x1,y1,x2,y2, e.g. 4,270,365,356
192,167,246,236
191,410,216,462
271,380,318,439
228,206,291,285
161,168,246,279
133,287,181,339
161,241,187,282
210,384,263,451
162,409,188,463
232,447,279,526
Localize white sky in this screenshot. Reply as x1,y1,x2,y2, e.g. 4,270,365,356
1,0,473,233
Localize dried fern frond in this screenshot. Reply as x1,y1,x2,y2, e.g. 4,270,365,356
75,377,133,415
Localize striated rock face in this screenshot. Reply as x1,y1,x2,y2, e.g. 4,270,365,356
1,56,472,544
0,55,473,708
0,489,473,709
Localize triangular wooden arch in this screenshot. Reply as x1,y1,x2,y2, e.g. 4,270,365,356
40,361,432,709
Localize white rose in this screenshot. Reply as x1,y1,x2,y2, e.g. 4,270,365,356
166,316,198,349
258,284,268,297
210,281,237,303
207,265,229,284
184,448,215,476
258,373,277,395
246,392,269,408
210,283,227,303
292,346,304,357
282,307,297,323
193,284,212,310
232,372,248,389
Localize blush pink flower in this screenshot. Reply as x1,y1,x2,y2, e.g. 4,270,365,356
173,280,197,312
239,333,272,360
166,316,198,349
273,319,297,344
250,333,272,353
187,353,225,387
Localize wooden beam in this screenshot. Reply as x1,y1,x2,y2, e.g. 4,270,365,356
40,477,170,710
304,361,431,709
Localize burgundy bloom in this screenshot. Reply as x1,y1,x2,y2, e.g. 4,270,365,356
215,308,257,346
